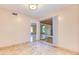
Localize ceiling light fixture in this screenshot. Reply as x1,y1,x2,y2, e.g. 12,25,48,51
29,4,38,10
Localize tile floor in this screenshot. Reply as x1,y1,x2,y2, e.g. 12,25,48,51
0,41,76,55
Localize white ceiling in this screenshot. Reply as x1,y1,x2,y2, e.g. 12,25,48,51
0,4,70,19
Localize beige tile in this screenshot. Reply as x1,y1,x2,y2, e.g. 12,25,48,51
0,41,75,55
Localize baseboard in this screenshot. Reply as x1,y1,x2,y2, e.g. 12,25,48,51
55,46,79,55
0,42,29,50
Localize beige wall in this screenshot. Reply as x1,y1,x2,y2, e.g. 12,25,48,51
57,5,79,52
41,5,79,52
0,8,35,47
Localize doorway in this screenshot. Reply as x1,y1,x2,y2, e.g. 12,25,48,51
30,23,36,42
40,16,58,45
40,18,53,43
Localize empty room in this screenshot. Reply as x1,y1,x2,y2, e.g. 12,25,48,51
0,4,79,55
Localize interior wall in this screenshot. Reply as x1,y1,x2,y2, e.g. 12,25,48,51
57,5,79,52
0,8,34,47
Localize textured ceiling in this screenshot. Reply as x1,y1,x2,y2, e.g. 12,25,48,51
0,4,70,19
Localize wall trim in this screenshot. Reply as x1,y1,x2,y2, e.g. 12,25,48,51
0,42,30,50
54,46,79,55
